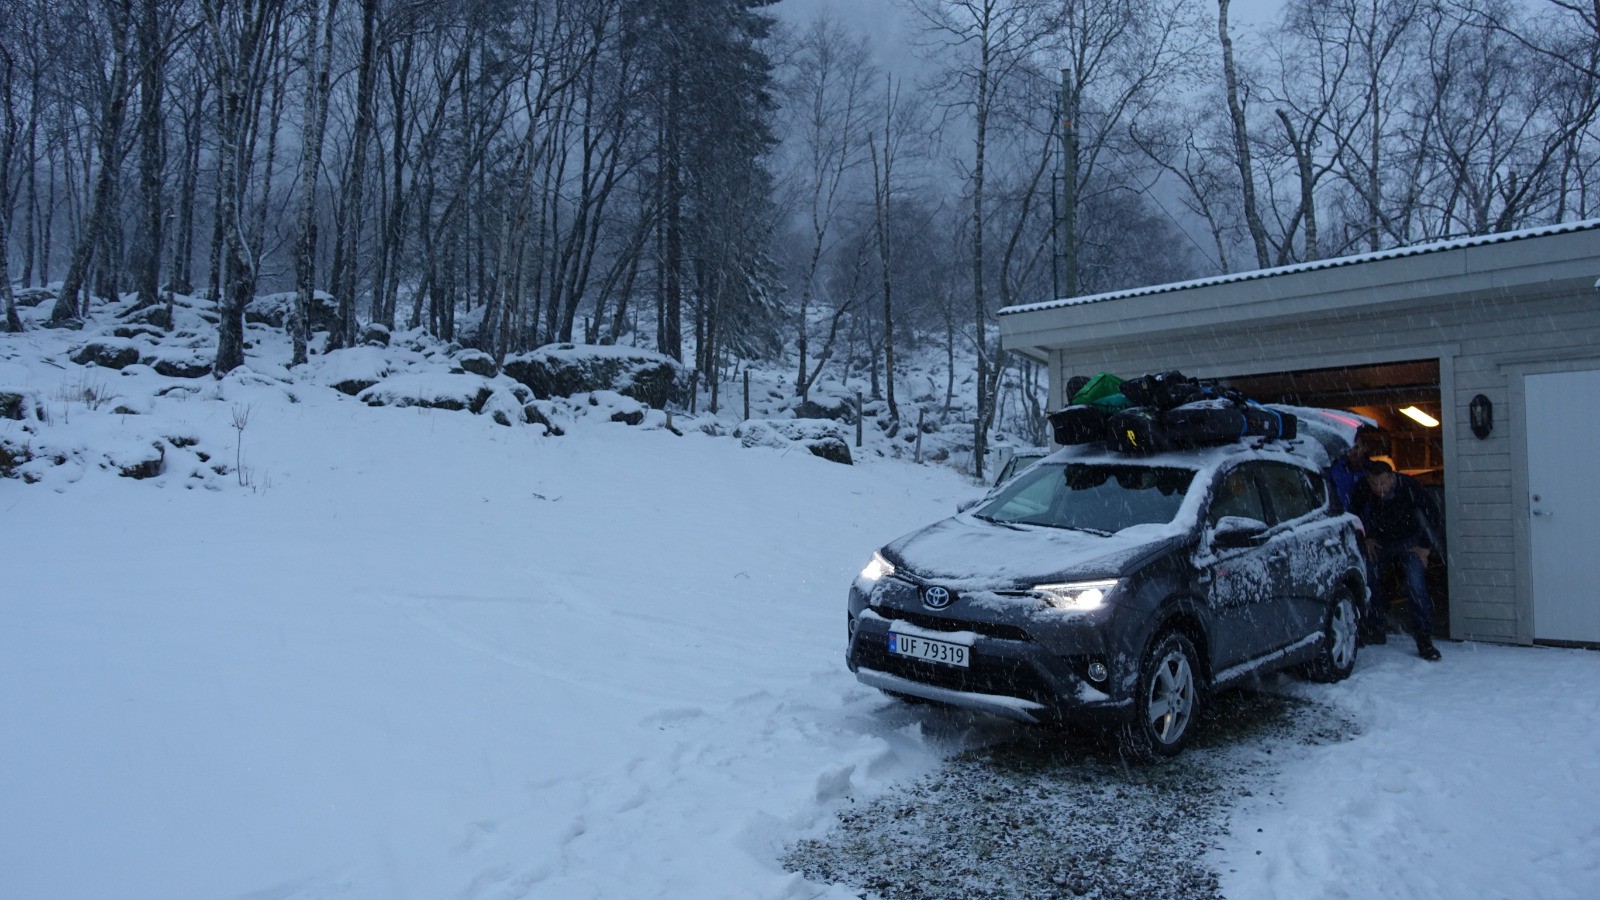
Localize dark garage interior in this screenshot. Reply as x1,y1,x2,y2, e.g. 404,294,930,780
1217,359,1450,637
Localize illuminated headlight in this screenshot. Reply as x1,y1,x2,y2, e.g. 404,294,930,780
1034,579,1118,611
859,552,896,583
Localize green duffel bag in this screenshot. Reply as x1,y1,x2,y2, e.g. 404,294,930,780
1069,372,1131,410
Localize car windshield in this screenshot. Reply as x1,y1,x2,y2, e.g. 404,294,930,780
975,462,1197,533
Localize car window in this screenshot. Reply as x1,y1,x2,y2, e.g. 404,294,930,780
977,462,1196,533
1208,465,1266,526
1259,462,1322,524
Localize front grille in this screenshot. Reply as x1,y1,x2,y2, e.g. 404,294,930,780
870,605,1033,642
854,637,1056,705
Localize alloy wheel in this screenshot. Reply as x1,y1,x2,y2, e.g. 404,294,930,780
1146,648,1195,745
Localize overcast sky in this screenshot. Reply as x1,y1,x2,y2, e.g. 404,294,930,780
773,0,1286,81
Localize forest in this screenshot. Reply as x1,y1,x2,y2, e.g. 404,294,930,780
3,0,1598,471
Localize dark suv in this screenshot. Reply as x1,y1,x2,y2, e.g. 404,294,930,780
846,438,1366,757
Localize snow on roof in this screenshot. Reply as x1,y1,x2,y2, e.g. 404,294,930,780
1000,218,1600,317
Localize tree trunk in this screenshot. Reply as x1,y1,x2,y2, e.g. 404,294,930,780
1,48,23,331
1218,0,1271,270
210,0,281,376
290,0,339,365
51,0,134,325
870,105,897,421
170,74,203,295
1277,109,1318,261
332,0,380,350
971,29,991,480
131,0,164,310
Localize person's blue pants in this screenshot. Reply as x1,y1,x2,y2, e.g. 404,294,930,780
1367,544,1434,640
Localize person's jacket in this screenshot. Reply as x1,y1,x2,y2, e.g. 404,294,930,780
1326,456,1363,512
1350,473,1442,551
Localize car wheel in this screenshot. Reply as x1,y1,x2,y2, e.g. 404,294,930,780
1303,589,1359,683
1123,631,1202,759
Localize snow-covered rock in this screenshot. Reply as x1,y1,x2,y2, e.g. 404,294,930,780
502,343,684,409
735,417,853,464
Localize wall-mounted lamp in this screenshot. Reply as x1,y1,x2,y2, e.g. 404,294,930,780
1469,394,1493,439
1399,405,1440,428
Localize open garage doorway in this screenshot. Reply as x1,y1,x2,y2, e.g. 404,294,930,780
1217,360,1449,638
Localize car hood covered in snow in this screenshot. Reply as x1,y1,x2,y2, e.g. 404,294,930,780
881,514,1189,590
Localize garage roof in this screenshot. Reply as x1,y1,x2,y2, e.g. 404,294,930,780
999,219,1600,361
1001,219,1600,317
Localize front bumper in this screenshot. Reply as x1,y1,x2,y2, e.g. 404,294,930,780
847,581,1136,724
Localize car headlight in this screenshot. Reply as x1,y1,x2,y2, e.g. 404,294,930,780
859,552,896,582
1034,579,1118,611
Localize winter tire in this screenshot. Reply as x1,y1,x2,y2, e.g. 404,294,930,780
1303,590,1359,683
1123,631,1203,759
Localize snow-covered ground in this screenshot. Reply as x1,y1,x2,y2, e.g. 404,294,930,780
4,297,1599,899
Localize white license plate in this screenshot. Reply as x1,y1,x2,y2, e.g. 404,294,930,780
888,632,970,668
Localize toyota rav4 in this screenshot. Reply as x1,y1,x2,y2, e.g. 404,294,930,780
846,431,1366,757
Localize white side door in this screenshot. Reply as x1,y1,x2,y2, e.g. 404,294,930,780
1526,369,1600,642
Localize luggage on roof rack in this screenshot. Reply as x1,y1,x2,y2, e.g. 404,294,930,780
1048,405,1112,445
1108,401,1299,453
1120,371,1208,409
1049,370,1298,452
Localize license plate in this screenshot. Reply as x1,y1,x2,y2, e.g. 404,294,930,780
888,632,970,668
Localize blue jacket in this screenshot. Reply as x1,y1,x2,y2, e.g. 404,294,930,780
1326,456,1363,512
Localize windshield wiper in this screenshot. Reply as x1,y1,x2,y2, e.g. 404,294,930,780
1033,522,1113,536
972,513,1027,531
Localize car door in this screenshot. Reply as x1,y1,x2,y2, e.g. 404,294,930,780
1200,461,1293,672
1259,461,1348,642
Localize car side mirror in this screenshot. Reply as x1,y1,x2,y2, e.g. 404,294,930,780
1212,515,1269,549
957,497,983,513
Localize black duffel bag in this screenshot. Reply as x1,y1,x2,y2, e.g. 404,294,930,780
1108,407,1170,453
1048,405,1111,445
1163,400,1249,445
1120,371,1208,410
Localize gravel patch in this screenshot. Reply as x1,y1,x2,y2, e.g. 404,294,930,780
786,689,1359,900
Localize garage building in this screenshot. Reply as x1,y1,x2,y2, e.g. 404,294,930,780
998,220,1600,647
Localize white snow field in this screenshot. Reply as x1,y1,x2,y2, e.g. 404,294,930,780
4,303,1598,900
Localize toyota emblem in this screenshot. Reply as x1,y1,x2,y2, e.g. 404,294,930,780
923,586,954,610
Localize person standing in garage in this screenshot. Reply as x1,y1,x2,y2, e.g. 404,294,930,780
1351,460,1444,661
1326,426,1389,511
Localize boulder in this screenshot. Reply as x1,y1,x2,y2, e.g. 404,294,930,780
150,353,213,379
316,347,390,396
793,397,854,421
357,374,497,414
246,291,341,332
70,339,141,369
13,287,54,308
119,304,173,331
113,324,167,340
522,401,566,436
503,343,683,409
0,391,30,421
0,438,28,478
360,323,391,347
115,442,166,479
734,418,853,465
454,348,498,378
802,436,853,465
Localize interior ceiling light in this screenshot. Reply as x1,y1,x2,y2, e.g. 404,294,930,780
1399,406,1440,428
